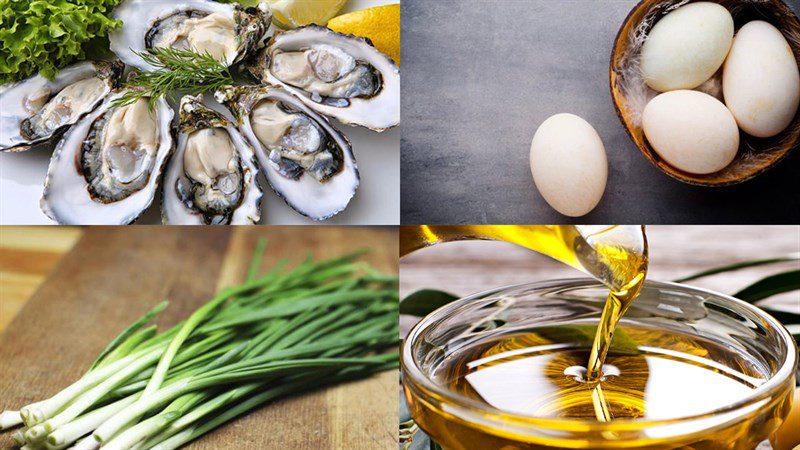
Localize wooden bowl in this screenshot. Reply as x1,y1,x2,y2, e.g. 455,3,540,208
610,0,800,186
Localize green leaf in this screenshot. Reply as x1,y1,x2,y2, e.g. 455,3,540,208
760,307,800,328
400,289,459,316
0,0,122,84
734,270,800,303
90,300,168,370
111,47,234,111
247,238,268,282
674,254,799,283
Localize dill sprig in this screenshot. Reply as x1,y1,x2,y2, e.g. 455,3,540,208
111,47,234,110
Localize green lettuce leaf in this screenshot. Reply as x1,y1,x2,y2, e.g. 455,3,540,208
0,0,122,84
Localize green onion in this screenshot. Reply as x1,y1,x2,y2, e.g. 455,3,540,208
1,240,397,449
90,302,168,370
0,411,22,430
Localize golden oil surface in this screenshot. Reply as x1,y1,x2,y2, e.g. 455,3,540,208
406,324,792,450
432,325,765,421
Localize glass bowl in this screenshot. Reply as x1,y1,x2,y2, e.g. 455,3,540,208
402,279,798,449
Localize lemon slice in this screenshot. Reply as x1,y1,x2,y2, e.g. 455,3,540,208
327,4,400,65
264,0,347,28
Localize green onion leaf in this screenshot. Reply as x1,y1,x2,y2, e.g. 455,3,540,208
90,301,168,370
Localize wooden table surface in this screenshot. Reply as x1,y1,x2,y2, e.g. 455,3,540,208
400,225,800,332
0,227,83,333
0,226,398,450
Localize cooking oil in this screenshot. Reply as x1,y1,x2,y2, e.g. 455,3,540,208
401,225,647,385
407,323,787,450
401,225,793,449
435,325,765,421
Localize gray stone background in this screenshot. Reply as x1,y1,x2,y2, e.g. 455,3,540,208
400,0,800,224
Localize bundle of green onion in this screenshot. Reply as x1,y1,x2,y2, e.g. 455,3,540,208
0,241,398,449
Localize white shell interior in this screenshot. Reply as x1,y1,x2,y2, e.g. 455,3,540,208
0,62,111,151
162,100,262,224
237,88,359,220
266,27,400,132
40,94,175,224
109,0,238,71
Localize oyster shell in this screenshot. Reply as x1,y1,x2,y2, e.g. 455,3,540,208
41,91,175,224
0,61,123,152
162,95,262,224
110,0,272,71
217,85,359,220
247,25,400,132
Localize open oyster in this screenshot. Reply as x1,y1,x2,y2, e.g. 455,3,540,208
0,61,123,152
217,85,359,220
110,0,272,71
41,91,175,224
162,95,262,224
247,25,400,132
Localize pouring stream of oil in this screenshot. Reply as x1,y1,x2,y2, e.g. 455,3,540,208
400,225,648,421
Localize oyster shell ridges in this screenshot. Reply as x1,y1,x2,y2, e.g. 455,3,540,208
40,92,175,225
162,95,263,225
109,0,272,72
217,84,360,221
246,25,400,132
0,60,124,153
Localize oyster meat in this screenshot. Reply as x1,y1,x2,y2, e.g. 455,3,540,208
217,85,359,220
271,45,381,101
110,0,271,71
0,61,123,152
41,92,175,224
248,25,399,132
163,95,262,224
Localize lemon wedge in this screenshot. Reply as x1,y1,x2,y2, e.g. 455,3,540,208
264,0,347,28
327,4,400,65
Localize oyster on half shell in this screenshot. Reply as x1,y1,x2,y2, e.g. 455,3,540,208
41,90,175,224
217,85,359,220
0,61,123,152
162,95,262,225
247,25,400,132
110,0,272,71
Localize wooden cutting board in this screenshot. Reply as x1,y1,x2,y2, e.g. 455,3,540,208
0,227,83,332
0,226,398,450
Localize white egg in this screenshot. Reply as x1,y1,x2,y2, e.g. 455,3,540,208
723,20,800,138
529,114,607,217
641,2,734,92
642,90,739,174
